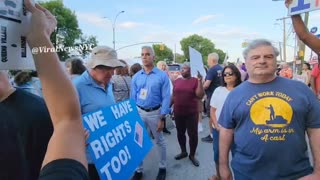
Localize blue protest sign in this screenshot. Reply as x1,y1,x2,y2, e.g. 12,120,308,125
82,99,153,180
288,0,320,15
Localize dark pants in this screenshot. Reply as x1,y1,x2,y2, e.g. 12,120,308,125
174,113,198,156
205,95,212,117
88,164,100,180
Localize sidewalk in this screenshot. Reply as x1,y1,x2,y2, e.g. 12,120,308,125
138,116,216,180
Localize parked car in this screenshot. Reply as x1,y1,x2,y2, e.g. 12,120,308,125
167,64,181,81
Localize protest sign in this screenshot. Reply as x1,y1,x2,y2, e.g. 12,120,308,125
0,0,34,70
82,99,153,180
189,46,206,78
288,0,320,15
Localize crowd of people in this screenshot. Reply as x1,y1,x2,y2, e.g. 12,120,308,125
1,0,320,180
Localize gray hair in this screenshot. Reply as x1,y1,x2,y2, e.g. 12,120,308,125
242,39,279,60
157,60,167,67
141,46,155,56
182,62,190,67
208,53,219,62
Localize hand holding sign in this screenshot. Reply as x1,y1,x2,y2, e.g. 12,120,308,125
285,0,293,8
286,0,320,15
197,70,203,81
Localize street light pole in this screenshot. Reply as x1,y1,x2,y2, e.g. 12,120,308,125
112,11,125,49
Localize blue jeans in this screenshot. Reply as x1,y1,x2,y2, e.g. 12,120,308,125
212,129,219,163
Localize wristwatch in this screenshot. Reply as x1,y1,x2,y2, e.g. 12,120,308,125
160,116,166,122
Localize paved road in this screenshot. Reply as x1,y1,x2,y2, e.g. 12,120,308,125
135,116,216,180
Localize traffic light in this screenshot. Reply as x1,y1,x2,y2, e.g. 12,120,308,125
298,50,304,57
160,44,165,51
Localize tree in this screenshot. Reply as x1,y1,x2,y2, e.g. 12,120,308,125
152,44,174,64
180,34,226,65
174,53,186,64
74,35,98,58
39,0,82,60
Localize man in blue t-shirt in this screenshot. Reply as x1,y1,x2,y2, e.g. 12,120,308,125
202,53,223,143
219,39,320,180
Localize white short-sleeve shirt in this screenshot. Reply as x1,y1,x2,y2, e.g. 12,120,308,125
210,86,230,121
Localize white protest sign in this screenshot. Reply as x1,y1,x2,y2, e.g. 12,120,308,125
288,0,320,15
0,0,35,70
189,46,206,78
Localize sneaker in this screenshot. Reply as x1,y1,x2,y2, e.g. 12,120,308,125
131,171,143,180
156,168,166,180
201,135,213,143
198,123,203,132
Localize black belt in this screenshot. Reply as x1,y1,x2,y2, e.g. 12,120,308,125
137,105,161,112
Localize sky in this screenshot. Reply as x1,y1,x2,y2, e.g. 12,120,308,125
59,0,320,63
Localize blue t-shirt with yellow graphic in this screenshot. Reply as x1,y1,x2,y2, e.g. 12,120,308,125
219,76,320,180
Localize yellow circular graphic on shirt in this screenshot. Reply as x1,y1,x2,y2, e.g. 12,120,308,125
250,97,293,128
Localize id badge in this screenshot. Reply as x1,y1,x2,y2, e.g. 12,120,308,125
139,88,148,100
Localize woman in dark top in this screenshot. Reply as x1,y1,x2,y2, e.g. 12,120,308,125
172,62,204,167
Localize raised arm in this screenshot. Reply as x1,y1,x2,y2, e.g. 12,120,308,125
25,0,87,169
291,15,320,53
286,0,320,53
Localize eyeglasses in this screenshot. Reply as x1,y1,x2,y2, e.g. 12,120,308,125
141,53,151,56
223,72,234,77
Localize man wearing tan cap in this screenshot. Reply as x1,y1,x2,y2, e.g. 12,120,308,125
73,45,124,180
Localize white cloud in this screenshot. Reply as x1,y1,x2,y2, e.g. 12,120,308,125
76,12,146,30
118,22,143,29
76,12,110,29
192,14,220,25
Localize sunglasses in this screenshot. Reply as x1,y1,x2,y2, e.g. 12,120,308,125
141,53,151,56
223,72,234,77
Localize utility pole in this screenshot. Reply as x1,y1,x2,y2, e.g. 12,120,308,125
276,17,290,62
278,42,283,62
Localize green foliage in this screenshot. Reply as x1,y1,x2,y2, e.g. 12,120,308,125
180,34,215,64
152,44,174,64
75,35,98,58
212,49,227,64
39,0,81,61
175,53,186,64
180,34,226,65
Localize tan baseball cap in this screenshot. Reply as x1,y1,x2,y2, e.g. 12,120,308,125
87,46,125,68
